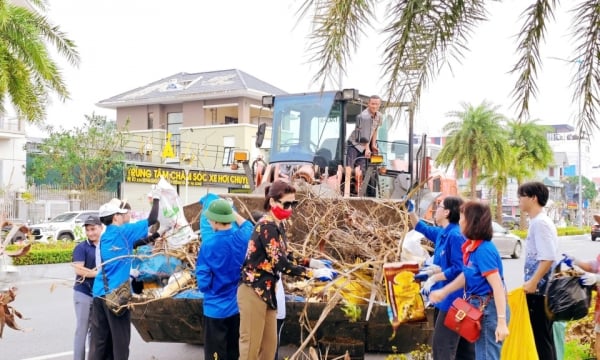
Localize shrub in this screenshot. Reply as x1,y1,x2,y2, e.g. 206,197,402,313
511,226,588,240
8,242,76,266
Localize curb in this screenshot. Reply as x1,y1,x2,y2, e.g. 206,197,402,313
14,262,74,283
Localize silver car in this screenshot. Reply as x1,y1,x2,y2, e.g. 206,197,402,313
492,221,522,259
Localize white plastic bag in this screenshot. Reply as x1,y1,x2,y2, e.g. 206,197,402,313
400,230,431,264
156,177,196,248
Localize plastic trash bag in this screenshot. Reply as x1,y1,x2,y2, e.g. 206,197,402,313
131,252,183,282
400,230,431,264
544,264,591,321
501,288,538,360
383,261,426,339
156,177,196,248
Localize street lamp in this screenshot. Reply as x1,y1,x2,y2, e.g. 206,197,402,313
577,135,583,228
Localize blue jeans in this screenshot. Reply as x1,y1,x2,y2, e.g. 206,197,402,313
468,295,510,360
73,291,93,360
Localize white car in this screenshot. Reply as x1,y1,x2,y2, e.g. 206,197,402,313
492,221,522,259
30,210,99,243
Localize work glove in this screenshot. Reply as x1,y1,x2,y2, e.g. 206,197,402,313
580,272,600,286
561,253,576,268
130,268,140,279
150,185,161,200
312,268,336,281
414,264,442,282
309,259,333,269
420,276,438,296
405,199,415,213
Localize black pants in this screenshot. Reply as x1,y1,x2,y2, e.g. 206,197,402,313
203,314,240,360
526,293,556,360
432,308,475,360
88,297,131,360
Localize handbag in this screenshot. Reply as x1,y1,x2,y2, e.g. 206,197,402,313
444,297,483,343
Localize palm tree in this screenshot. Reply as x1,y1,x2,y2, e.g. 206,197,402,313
480,150,514,223
299,1,600,136
436,102,509,200
507,119,554,228
0,0,79,123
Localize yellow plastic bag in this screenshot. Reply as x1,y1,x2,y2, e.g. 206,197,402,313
501,288,538,360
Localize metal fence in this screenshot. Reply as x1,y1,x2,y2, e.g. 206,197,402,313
2,184,117,224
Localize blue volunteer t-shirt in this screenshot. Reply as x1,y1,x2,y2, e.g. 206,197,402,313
196,221,253,318
415,221,466,312
463,240,504,297
92,219,149,297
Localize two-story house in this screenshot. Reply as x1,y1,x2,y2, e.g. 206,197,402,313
97,69,286,208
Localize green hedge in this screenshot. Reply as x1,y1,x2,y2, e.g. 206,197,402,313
4,226,593,265
511,226,589,239
7,242,76,266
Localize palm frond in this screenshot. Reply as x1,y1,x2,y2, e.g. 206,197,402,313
380,0,486,124
571,0,600,135
299,0,376,91
510,0,557,121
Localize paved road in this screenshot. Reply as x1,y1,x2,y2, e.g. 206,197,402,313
1,234,596,359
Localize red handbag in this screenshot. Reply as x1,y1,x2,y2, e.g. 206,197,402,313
444,297,483,343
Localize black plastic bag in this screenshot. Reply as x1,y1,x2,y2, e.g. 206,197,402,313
544,264,591,321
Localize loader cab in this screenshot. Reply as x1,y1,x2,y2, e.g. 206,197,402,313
264,89,368,171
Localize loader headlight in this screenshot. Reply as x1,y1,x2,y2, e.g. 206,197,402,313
233,150,249,162
341,88,359,100
370,154,384,164
262,95,274,108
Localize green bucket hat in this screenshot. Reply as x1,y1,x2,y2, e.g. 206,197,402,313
204,199,236,223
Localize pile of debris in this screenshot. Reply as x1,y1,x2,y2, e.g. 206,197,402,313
128,184,431,315
1,221,31,338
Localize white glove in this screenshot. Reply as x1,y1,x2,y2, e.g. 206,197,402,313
309,259,332,269
129,268,140,278
581,272,600,286
312,268,335,281
150,185,161,200
421,276,438,295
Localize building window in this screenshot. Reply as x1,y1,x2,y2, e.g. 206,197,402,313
225,116,238,124
167,112,183,155
222,136,236,166
147,112,154,129
549,167,554,177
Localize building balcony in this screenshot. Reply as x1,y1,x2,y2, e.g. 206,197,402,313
0,117,25,139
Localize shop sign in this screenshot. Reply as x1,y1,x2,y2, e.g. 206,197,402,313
125,164,250,188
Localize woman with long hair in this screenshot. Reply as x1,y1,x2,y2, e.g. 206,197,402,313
429,201,509,360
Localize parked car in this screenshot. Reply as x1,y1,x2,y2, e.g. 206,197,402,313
592,214,600,241
29,210,99,243
501,214,518,230
492,221,522,259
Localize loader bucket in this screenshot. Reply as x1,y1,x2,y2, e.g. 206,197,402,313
184,185,408,262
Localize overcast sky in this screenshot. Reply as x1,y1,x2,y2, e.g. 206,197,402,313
36,0,594,147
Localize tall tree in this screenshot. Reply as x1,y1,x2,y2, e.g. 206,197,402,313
299,1,600,136
436,102,509,199
0,0,79,123
507,119,554,228
28,113,125,191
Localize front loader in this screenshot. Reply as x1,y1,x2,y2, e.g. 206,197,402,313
130,89,439,355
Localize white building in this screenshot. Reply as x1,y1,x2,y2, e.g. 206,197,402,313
0,117,27,191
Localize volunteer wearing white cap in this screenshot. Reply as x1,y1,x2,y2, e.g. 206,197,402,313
88,186,161,360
